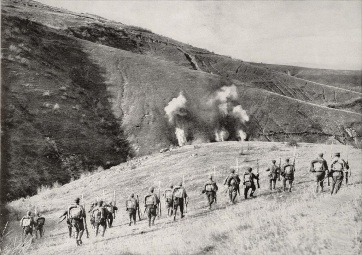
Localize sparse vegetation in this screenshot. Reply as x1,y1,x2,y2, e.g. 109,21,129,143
287,139,299,147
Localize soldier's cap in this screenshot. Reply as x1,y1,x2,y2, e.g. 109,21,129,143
208,175,213,180
130,193,134,198
285,158,290,162
27,211,31,216
98,200,103,206
179,182,183,187
334,152,340,156
245,167,252,172
170,185,173,189
318,153,323,157
74,197,80,203
149,187,154,192
272,160,276,163
230,168,235,173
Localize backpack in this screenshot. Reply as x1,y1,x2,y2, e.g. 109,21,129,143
284,165,294,175
244,173,252,183
69,206,83,220
165,190,173,200
332,160,344,171
22,218,31,227
126,199,137,209
37,217,45,226
92,208,103,223
173,188,184,198
313,162,323,171
145,194,156,206
105,205,114,214
205,183,215,192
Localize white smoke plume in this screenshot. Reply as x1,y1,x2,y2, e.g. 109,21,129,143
164,92,187,124
164,85,250,146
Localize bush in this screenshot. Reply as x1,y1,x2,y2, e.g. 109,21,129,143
287,140,299,147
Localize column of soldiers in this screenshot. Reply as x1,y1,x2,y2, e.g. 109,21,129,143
21,151,350,246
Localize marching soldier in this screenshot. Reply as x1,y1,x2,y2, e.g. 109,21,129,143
202,175,218,210
144,187,160,227
281,159,295,192
224,169,240,204
266,160,280,190
126,194,138,226
310,153,329,193
330,153,349,195
164,185,174,216
172,182,188,221
243,167,259,199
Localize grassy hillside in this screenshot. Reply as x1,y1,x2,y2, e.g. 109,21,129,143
4,141,362,254
1,0,361,202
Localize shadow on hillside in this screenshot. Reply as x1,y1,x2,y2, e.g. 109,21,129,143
1,15,133,204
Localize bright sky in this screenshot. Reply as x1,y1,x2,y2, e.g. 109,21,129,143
38,1,362,70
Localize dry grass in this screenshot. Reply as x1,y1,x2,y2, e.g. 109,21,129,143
4,141,361,254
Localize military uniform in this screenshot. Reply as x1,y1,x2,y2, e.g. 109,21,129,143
34,214,45,238
266,160,280,190
91,201,107,237
20,212,35,241
164,186,174,216
281,160,295,192
310,153,329,193
204,177,218,209
144,188,160,227
224,170,240,204
172,183,188,221
330,153,348,195
126,195,138,226
243,168,258,199
68,198,86,245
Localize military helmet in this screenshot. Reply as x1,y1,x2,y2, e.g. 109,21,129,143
230,168,235,174
149,187,154,192
130,193,134,198
318,153,323,157
179,182,183,187
27,211,31,216
208,175,213,180
334,152,340,157
74,197,80,203
170,185,173,189
272,160,276,163
285,158,290,162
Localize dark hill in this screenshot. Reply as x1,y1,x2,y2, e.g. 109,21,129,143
1,0,361,201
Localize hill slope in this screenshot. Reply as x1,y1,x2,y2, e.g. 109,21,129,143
4,141,362,255
1,0,361,201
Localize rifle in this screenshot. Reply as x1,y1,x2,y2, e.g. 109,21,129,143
113,190,116,219
256,159,260,188
278,158,281,181
136,195,141,221
158,181,162,218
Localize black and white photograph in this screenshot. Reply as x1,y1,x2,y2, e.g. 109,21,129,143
1,0,361,254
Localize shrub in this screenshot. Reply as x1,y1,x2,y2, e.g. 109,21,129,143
287,139,299,147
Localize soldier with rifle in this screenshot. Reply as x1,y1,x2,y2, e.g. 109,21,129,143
172,182,188,221
330,152,349,195
164,185,174,217
202,175,218,210
126,194,138,226
68,197,87,246
310,153,329,193
224,169,240,204
144,187,160,227
243,167,259,199
266,160,279,190
281,158,295,192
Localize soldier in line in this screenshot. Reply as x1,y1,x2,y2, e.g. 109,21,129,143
59,210,73,238
91,201,107,237
281,159,295,192
224,169,240,204
20,211,36,242
164,185,174,217
68,198,86,245
266,160,280,190
144,187,160,227
104,201,118,228
34,212,45,239
126,194,138,226
330,153,349,195
243,167,259,199
202,175,218,210
310,153,329,193
172,182,188,221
